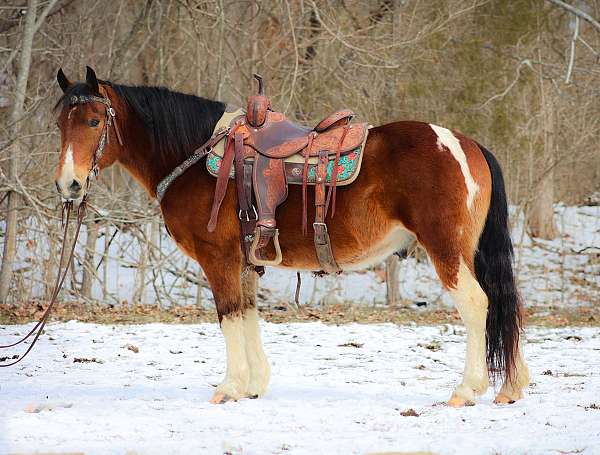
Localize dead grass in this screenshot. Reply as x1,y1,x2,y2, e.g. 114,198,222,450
1,301,599,327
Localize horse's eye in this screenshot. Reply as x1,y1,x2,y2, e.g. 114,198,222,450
88,119,100,127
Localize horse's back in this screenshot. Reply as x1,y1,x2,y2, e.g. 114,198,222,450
272,120,491,270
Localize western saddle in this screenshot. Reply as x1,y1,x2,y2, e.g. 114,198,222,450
159,75,369,274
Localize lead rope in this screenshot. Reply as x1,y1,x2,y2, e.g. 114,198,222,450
0,90,121,367
0,199,86,367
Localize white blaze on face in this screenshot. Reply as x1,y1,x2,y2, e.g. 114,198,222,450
57,143,77,194
430,124,479,209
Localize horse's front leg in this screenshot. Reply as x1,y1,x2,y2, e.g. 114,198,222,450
241,269,271,398
203,257,250,403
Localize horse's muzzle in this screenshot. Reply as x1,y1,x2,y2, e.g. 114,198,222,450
55,178,84,201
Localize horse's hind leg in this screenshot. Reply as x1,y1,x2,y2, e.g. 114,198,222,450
241,269,271,398
495,346,529,404
424,241,489,406
446,259,490,406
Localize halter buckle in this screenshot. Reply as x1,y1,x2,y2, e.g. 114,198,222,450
108,107,116,117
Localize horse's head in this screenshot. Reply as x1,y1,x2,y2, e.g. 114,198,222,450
54,66,120,201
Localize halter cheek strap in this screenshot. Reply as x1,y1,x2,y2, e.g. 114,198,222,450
68,90,124,180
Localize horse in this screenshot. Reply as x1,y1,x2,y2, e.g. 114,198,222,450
53,66,530,407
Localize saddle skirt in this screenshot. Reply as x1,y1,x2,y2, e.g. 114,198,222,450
206,108,369,186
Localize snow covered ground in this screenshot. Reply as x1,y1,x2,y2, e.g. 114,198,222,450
2,321,599,454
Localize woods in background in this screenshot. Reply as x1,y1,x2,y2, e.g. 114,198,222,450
1,0,599,306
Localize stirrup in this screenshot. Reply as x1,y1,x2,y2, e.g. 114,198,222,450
248,227,283,267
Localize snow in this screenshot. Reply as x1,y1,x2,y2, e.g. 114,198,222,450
2,321,600,454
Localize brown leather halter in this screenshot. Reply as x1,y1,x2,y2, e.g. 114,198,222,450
0,89,123,367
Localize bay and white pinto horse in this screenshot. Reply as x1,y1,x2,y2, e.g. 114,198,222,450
53,67,529,406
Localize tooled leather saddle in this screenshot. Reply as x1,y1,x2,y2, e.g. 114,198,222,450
207,75,369,273
157,74,369,274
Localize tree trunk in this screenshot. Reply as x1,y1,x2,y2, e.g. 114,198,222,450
149,219,162,307
102,223,111,301
81,220,99,300
195,269,204,307
0,0,38,303
528,56,557,240
528,170,557,239
133,224,149,304
43,225,58,300
385,255,401,306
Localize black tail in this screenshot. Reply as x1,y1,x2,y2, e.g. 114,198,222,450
475,144,522,383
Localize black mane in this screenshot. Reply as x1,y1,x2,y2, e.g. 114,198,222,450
57,82,226,166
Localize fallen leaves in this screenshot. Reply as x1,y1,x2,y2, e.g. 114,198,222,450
417,341,441,352
338,342,363,348
1,301,600,328
73,357,104,364
24,402,73,413
125,343,139,353
564,335,583,342
0,354,19,362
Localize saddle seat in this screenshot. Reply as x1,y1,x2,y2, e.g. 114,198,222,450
242,109,357,159
206,75,369,272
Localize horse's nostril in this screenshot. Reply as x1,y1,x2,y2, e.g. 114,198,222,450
55,181,60,193
69,179,82,192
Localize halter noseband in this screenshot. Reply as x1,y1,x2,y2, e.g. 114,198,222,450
68,91,123,180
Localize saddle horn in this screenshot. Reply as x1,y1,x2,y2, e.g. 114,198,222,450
247,73,270,128
254,73,264,95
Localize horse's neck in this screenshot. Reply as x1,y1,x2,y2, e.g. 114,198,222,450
111,93,216,199
113,112,164,198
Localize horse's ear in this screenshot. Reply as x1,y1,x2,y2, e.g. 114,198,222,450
57,68,71,93
85,66,99,93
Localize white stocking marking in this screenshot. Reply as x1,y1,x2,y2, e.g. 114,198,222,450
216,314,249,399
243,307,271,397
449,259,489,401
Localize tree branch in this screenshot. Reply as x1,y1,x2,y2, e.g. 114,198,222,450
33,0,61,33
545,0,600,33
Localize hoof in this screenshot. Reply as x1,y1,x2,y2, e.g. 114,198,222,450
209,392,236,404
246,380,269,399
447,395,475,408
494,393,518,405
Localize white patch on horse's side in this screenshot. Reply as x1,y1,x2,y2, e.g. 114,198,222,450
430,124,479,209
341,225,415,271
243,307,270,397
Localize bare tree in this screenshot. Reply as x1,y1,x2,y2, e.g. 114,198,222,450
0,0,58,303
528,48,558,240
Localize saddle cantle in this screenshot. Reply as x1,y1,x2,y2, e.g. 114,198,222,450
205,75,369,272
